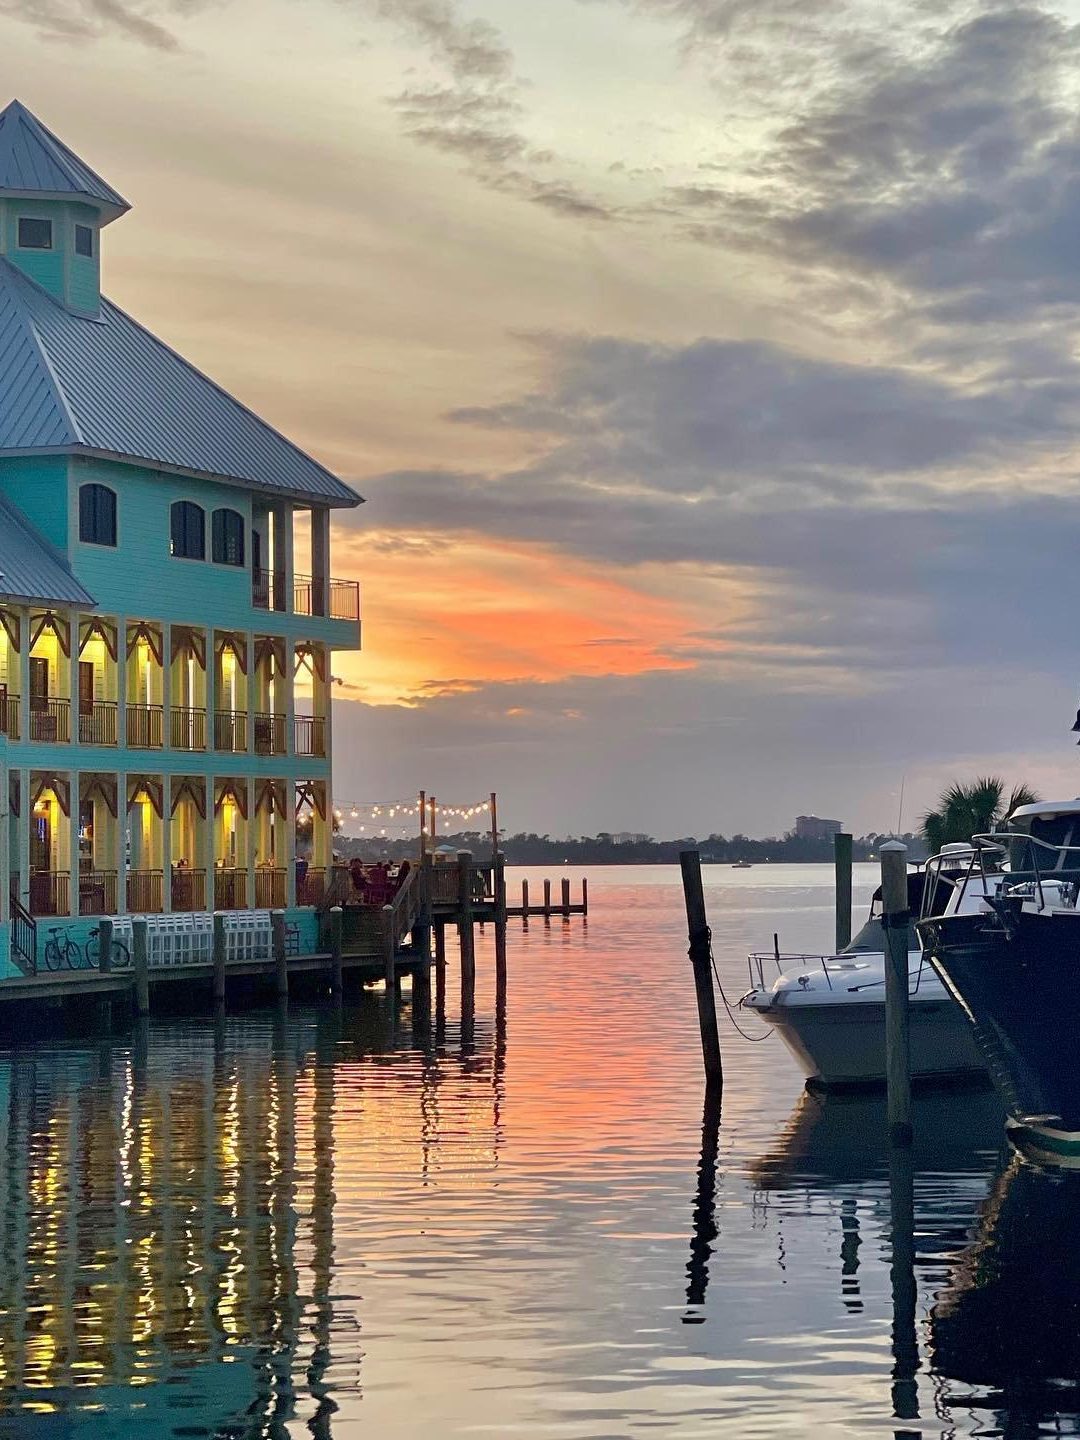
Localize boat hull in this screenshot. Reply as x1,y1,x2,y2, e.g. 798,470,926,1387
922,908,1080,1142
755,995,984,1088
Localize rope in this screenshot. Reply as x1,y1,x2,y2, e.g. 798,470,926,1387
694,925,775,1043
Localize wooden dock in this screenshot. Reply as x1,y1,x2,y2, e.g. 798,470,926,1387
0,851,588,1032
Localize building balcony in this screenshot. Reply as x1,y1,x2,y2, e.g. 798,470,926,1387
292,574,360,621
252,568,287,612
78,701,118,746
127,869,164,913
128,703,164,749
0,689,19,739
29,698,70,743
294,715,326,758
214,710,247,753
253,712,287,756
79,870,118,916
215,868,248,910
170,706,207,751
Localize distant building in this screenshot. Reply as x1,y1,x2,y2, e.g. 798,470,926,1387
795,815,843,840
611,832,650,845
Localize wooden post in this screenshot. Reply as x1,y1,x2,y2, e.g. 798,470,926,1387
494,851,507,991
133,917,150,1017
429,794,436,848
271,909,288,1000
834,832,853,952
434,919,446,1021
98,916,113,975
880,841,912,1147
419,789,427,859
489,792,498,863
561,876,571,917
382,903,397,996
329,905,343,995
212,912,226,1006
522,877,529,924
543,878,551,920
679,850,722,1091
458,850,475,998
582,877,589,917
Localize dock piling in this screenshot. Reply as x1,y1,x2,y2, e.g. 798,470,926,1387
133,918,150,1016
212,913,226,1006
271,910,288,1000
880,841,912,1147
834,832,853,952
382,904,396,992
582,877,588,917
458,850,476,1007
561,877,571,918
494,852,508,999
521,878,529,927
543,879,551,920
98,917,113,976
679,849,723,1092
329,906,344,996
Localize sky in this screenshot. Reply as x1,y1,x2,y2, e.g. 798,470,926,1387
5,0,1080,837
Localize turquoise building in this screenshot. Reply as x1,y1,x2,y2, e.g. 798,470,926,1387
0,100,363,974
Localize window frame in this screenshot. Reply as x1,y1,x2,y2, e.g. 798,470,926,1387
17,217,53,251
170,500,206,562
74,223,94,258
78,482,117,548
211,508,246,568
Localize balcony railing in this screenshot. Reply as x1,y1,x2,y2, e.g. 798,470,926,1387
252,568,287,612
127,869,164,914
170,706,207,752
29,870,69,917
293,574,361,622
255,868,287,909
29,698,70,743
215,868,248,911
171,867,207,912
78,701,118,746
294,715,326,758
79,870,118,916
253,712,287,756
214,711,247,752
0,689,18,739
127,703,164,749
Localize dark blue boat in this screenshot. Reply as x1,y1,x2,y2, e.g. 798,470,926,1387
918,800,1080,1156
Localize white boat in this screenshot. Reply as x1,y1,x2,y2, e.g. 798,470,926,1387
742,869,985,1088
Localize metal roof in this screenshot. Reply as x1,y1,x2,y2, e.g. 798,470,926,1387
0,494,96,606
0,260,363,507
0,100,129,221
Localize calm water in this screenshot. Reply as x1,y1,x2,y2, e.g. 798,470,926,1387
0,863,1071,1437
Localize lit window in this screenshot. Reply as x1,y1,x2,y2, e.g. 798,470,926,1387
212,509,245,567
170,501,205,560
74,224,94,258
79,483,116,547
17,217,52,250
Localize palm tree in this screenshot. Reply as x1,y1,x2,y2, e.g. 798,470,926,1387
920,776,1039,851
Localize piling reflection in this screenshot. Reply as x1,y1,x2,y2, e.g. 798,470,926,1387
932,1154,1080,1431
0,998,504,1436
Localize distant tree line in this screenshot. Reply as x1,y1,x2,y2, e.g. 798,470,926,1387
337,828,929,864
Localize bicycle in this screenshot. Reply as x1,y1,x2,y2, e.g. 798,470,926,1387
42,926,84,972
85,927,131,971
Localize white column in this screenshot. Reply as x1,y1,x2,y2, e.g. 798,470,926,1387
116,615,128,749
162,775,172,914
68,770,80,920
18,608,30,747
246,776,257,909
204,771,215,915
285,780,297,909
312,507,330,616
162,622,172,753
17,766,29,909
68,611,80,747
116,772,127,914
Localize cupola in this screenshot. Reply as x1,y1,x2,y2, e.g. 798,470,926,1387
0,99,129,318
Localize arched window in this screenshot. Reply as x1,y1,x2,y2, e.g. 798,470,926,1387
79,483,116,546
170,501,205,560
212,509,245,567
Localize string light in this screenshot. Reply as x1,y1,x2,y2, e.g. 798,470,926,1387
326,795,495,833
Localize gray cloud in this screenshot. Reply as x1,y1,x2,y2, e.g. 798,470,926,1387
0,0,188,45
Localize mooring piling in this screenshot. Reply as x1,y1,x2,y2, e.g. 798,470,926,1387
98,917,114,976
272,910,288,1000
880,840,912,1147
212,913,226,1006
329,906,344,996
543,879,552,920
834,831,853,952
134,918,150,1016
679,849,723,1092
494,852,508,991
561,877,571,918
458,850,476,1003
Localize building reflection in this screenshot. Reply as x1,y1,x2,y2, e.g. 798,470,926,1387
0,999,504,1436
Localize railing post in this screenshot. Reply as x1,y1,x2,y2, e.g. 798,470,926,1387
213,912,226,1006
98,916,113,975
133,917,150,1016
272,909,288,1000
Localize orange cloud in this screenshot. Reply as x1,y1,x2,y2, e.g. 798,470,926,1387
332,529,726,705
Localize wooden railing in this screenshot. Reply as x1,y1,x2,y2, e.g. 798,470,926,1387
214,710,247,752
127,703,164,749
255,868,287,908
385,864,422,948
29,698,70,743
127,869,163,913
78,870,118,916
215,868,248,910
296,870,326,907
294,715,326,757
171,868,207,912
78,701,118,746
29,871,69,916
170,706,207,751
0,689,19,739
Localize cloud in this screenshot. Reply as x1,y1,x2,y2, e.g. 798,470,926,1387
0,0,202,46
